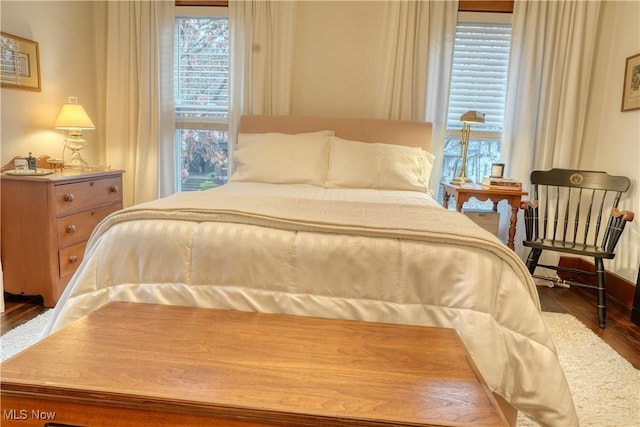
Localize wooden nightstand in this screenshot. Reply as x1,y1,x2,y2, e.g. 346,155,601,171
441,183,528,251
1,169,124,307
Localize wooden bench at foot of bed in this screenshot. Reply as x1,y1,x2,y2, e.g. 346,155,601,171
1,302,514,427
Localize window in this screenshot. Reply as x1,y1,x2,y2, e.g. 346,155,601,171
438,12,512,206
175,6,229,192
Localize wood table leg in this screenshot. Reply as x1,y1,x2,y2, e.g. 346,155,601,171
507,204,518,250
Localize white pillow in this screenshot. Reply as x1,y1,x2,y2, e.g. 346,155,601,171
325,136,434,192
230,131,334,186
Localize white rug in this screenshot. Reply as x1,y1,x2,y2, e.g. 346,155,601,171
1,311,638,426
517,312,639,427
1,310,53,361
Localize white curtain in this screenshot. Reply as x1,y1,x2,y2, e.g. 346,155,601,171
502,0,602,181
500,0,602,255
375,0,458,191
105,0,175,207
228,0,298,173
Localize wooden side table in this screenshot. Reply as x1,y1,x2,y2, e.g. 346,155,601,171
441,183,528,251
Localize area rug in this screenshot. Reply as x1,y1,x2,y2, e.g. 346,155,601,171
1,311,638,426
517,312,639,427
1,310,52,361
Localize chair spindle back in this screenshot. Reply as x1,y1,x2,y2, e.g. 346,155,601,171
528,169,630,253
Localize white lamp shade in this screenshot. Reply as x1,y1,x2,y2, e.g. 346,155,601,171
54,103,95,130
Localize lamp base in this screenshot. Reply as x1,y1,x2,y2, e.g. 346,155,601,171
450,177,472,185
63,133,88,169
66,150,88,169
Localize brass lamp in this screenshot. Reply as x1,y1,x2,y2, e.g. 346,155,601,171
450,110,485,184
53,96,95,168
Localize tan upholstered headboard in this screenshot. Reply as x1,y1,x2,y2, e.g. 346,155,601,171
239,115,432,151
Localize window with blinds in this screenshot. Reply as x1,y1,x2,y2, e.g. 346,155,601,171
439,14,512,201
175,8,229,192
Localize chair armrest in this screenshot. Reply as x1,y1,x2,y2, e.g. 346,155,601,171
604,209,635,252
520,200,538,210
612,208,634,223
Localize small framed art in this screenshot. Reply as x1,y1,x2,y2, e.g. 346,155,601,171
621,53,640,112
1,32,41,92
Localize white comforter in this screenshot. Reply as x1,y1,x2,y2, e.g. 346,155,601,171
44,182,578,426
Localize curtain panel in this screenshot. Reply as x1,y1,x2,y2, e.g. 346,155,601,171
375,0,458,192
105,0,176,206
228,0,298,174
500,0,602,255
503,0,602,180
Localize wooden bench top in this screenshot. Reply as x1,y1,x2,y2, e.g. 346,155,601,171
1,302,508,426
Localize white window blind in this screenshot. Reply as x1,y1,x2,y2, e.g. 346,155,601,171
175,15,229,128
446,20,511,139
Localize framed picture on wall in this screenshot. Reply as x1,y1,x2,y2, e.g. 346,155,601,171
1,32,41,92
621,53,640,112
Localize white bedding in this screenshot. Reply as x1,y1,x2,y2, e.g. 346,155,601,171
43,182,578,427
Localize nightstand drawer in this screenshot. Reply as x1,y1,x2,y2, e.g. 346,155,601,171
59,242,87,278
57,204,121,249
55,176,122,216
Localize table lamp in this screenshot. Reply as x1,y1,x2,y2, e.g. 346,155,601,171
53,96,95,168
450,110,485,184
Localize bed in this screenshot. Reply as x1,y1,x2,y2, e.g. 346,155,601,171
43,115,578,427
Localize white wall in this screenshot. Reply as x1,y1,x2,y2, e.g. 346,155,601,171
0,1,104,167
291,1,386,118
582,0,640,282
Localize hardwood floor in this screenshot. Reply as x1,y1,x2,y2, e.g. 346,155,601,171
1,293,46,334
537,285,640,369
2,287,639,369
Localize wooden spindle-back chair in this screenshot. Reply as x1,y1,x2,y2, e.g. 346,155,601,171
520,168,634,328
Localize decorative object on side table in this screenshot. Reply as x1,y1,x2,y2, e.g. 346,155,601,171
621,53,640,112
481,176,523,191
47,158,65,171
450,110,485,184
53,96,96,168
491,162,505,178
0,32,41,92
3,153,55,176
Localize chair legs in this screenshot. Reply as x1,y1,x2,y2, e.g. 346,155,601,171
526,248,542,275
526,249,608,328
595,257,607,328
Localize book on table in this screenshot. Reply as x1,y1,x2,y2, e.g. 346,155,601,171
481,177,523,191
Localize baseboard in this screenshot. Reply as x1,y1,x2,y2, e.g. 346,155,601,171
557,256,635,309
631,269,640,327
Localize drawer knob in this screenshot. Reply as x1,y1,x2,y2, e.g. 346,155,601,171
66,224,77,234
110,185,119,194
64,193,75,202
69,255,78,264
